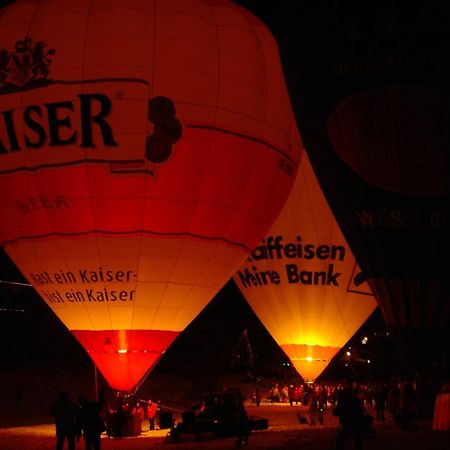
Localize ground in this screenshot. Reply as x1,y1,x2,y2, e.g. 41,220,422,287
1,402,449,450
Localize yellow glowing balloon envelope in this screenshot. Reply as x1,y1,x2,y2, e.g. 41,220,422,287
0,0,300,391
234,153,377,381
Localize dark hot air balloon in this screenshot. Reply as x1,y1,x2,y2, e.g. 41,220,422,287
268,2,450,371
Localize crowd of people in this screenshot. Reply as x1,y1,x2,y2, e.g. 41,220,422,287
256,375,440,430
249,376,442,450
103,397,160,437
49,375,443,449
50,392,162,450
50,392,105,450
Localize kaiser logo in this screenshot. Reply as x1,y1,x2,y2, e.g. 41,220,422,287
0,36,55,91
0,38,182,177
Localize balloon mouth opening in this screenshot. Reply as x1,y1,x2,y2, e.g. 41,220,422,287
290,357,331,363
84,349,166,355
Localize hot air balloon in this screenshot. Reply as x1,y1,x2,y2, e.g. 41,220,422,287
0,0,300,392
268,3,450,370
234,151,377,382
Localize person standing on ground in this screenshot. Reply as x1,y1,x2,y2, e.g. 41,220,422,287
235,406,251,447
374,383,388,423
50,391,78,450
308,395,319,426
76,394,106,450
147,399,158,430
254,387,261,407
333,387,366,450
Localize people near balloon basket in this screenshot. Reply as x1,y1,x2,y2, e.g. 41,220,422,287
131,401,145,434
104,396,149,438
132,401,145,420
111,402,127,438
76,394,106,450
146,399,158,430
50,391,78,450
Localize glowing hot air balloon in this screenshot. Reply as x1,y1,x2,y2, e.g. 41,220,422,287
0,0,300,392
234,151,377,382
269,3,450,370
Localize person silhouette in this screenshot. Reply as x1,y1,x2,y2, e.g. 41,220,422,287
76,394,106,450
333,388,366,450
235,406,251,447
50,391,78,450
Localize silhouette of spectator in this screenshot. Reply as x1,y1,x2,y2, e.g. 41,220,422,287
387,381,401,421
50,391,78,450
318,397,326,425
76,395,106,450
308,395,319,425
147,400,158,430
235,406,251,447
132,401,145,434
253,387,261,407
288,385,295,406
374,383,388,422
112,403,127,438
132,401,145,419
281,384,289,403
272,384,281,402
333,388,366,450
398,380,416,430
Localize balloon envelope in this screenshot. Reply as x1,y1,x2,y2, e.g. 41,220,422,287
270,3,450,369
0,0,300,391
234,152,377,381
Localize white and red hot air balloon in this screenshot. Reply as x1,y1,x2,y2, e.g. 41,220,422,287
0,0,300,391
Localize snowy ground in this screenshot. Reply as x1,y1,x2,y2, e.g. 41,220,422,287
1,402,449,450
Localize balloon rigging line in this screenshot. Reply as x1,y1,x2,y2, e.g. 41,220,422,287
0,279,32,287
2,229,253,253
